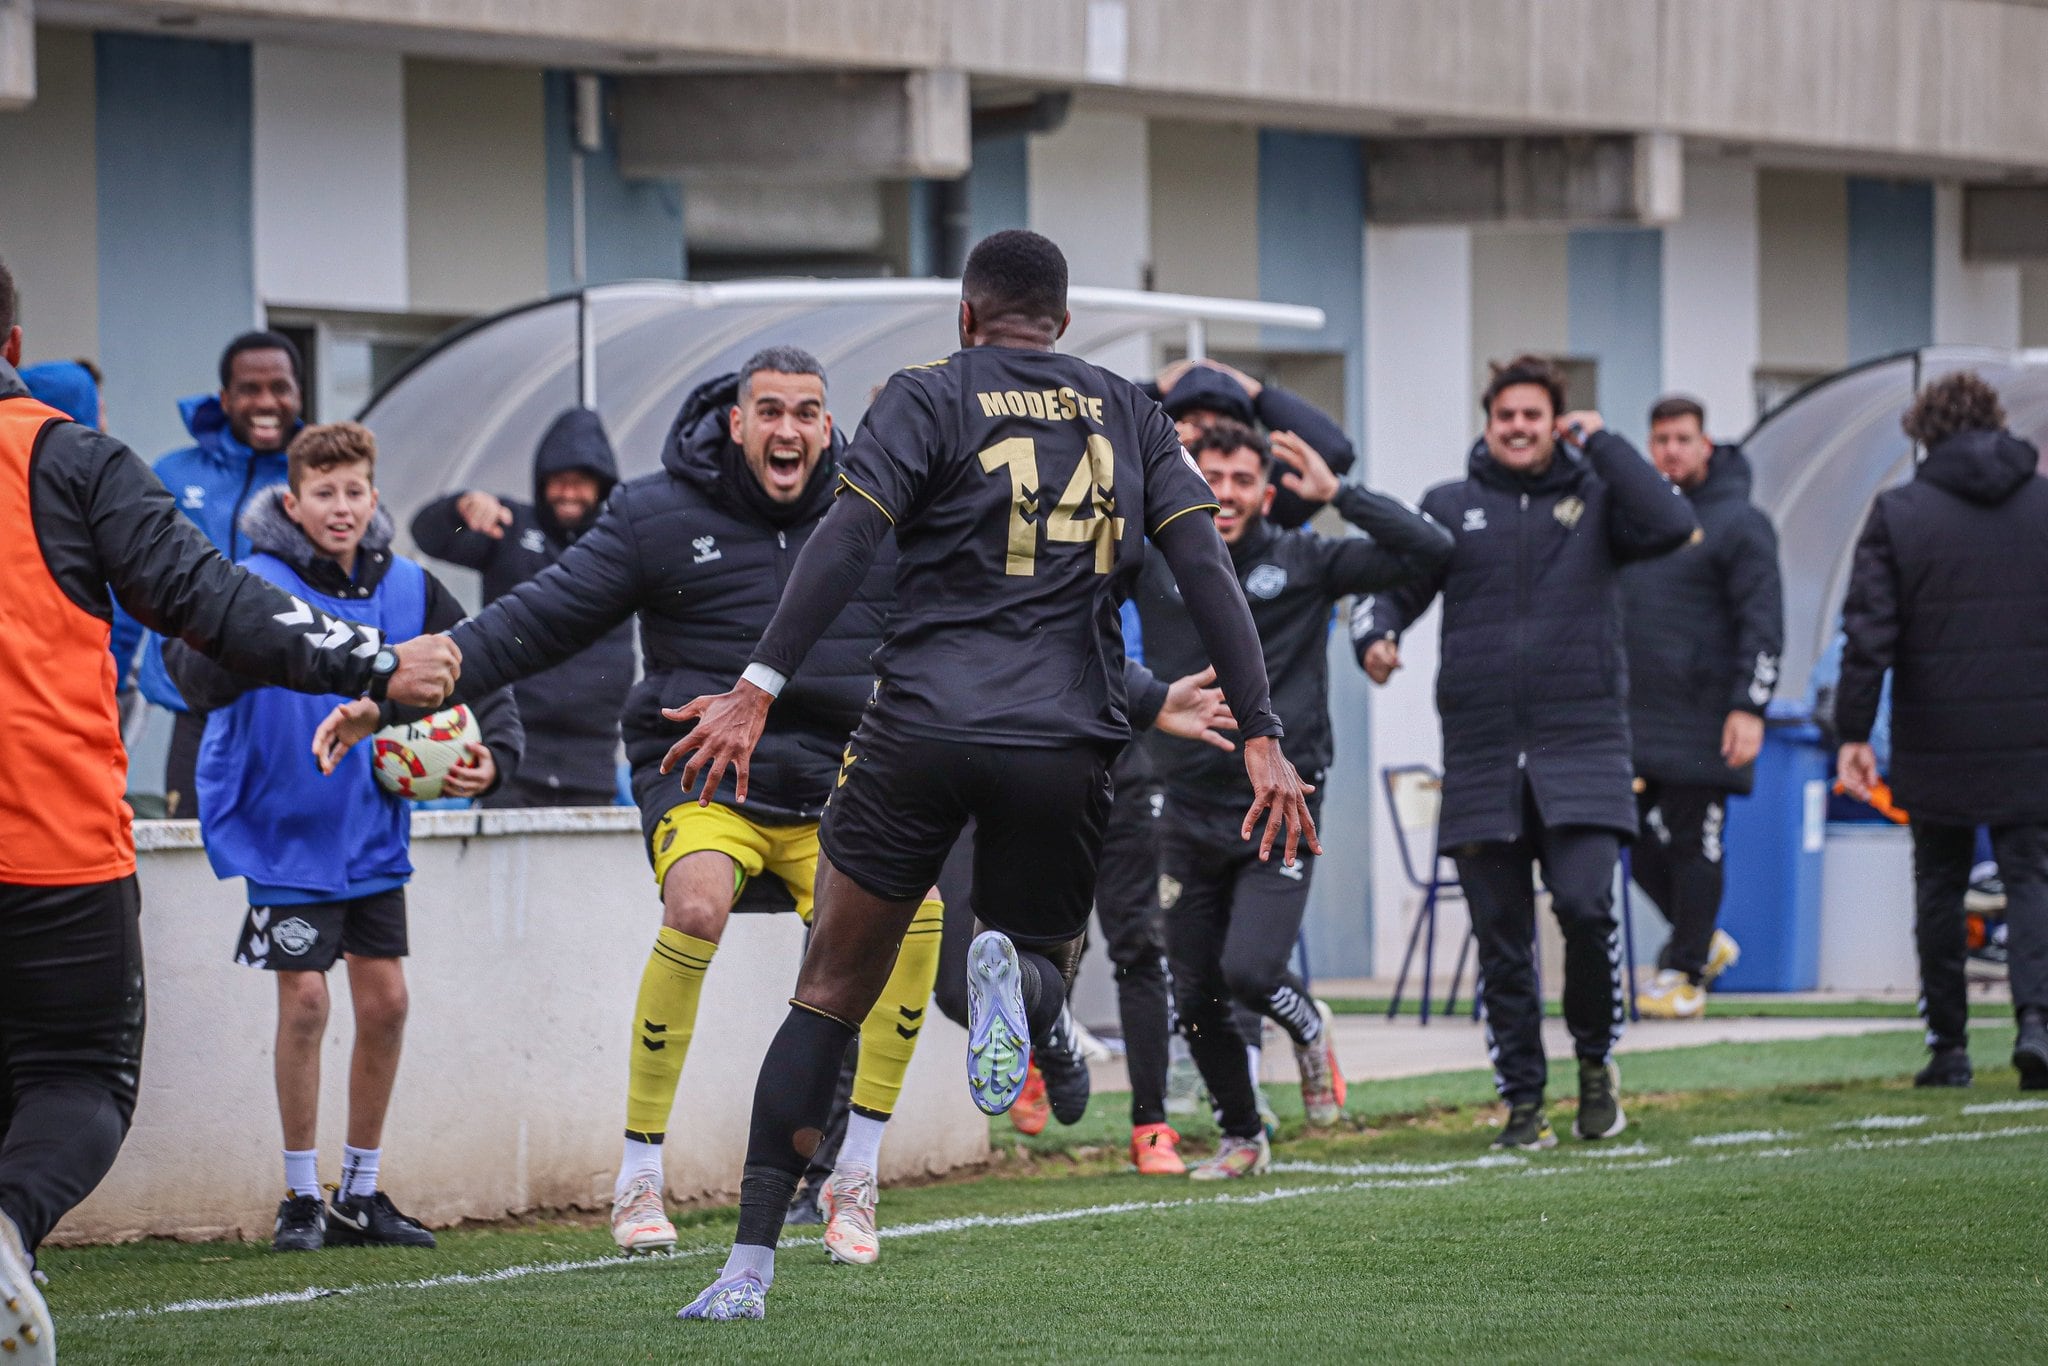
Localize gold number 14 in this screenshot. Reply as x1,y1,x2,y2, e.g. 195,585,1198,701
977,435,1123,577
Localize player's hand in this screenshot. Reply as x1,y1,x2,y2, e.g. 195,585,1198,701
1202,358,1263,401
1722,710,1765,768
456,491,513,539
312,698,381,775
1557,410,1606,446
388,634,461,708
439,741,496,798
1272,430,1339,504
1838,741,1879,802
1241,735,1321,866
1155,358,1197,393
661,680,774,805
1154,666,1238,752
1362,637,1401,685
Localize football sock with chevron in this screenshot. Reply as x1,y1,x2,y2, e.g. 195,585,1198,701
847,896,944,1118
621,927,716,1153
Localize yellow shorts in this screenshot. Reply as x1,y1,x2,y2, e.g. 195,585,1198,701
648,802,818,922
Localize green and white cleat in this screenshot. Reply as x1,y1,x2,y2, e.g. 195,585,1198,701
678,1270,767,1322
0,1212,52,1365
966,931,1032,1115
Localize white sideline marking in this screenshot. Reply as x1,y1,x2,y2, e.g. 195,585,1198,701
1962,1099,2048,1115
1832,1114,1930,1131
1689,1129,1793,1147
91,1122,2048,1323
1573,1142,1656,1159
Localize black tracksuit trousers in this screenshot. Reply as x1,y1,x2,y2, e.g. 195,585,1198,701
1161,792,1322,1140
1454,795,1624,1107
0,877,145,1255
1091,760,1174,1128
1910,820,2048,1050
1631,782,1728,984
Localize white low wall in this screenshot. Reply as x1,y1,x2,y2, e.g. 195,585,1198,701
55,810,989,1246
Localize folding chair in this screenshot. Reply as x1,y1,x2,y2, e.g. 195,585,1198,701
1382,765,1466,1024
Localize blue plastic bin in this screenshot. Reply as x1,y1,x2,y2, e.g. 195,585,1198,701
1714,705,1830,991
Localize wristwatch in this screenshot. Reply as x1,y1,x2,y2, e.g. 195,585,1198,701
367,646,398,702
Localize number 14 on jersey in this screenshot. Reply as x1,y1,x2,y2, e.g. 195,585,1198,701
978,435,1123,576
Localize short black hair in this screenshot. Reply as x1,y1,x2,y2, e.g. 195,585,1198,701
738,345,826,402
219,330,304,389
1188,418,1273,474
1649,395,1706,429
962,229,1068,326
1481,354,1566,418
0,255,16,337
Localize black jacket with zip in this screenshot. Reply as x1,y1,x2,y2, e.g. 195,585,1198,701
444,374,895,825
1354,431,1699,849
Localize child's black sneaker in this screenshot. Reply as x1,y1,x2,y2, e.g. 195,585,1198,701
271,1193,326,1253
326,1190,436,1248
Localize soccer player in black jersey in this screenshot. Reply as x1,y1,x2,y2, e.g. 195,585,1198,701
668,230,1317,1321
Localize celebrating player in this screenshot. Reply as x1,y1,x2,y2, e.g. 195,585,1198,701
666,229,1318,1322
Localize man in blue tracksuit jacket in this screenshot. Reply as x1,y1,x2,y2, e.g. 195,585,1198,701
112,330,305,817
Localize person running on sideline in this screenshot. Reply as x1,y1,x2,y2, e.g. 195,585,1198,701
663,229,1316,1321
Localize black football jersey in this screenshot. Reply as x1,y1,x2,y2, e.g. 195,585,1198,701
838,344,1218,746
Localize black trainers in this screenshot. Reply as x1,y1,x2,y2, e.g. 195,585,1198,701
1491,1101,1557,1150
1913,1045,1973,1088
785,1178,825,1227
326,1190,437,1248
2013,1010,2048,1091
1036,1006,1092,1126
272,1193,326,1252
1573,1060,1627,1140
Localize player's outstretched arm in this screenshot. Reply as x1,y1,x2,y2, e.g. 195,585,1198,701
658,491,892,804
1151,509,1321,864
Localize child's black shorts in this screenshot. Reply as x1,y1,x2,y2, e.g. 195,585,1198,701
234,887,409,972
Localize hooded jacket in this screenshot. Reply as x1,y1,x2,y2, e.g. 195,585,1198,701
443,374,896,840
0,360,385,885
1355,430,1699,849
168,486,522,899
117,394,298,710
1149,367,1359,530
1838,428,2048,824
1620,446,1784,793
411,408,635,800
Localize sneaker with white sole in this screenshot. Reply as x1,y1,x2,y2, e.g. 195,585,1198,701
1572,1060,1627,1141
966,931,1032,1115
821,1167,880,1266
1188,1131,1271,1181
1295,999,1348,1125
1636,968,1705,1019
611,1176,678,1255
0,1212,52,1366
1702,929,1741,984
678,1269,767,1322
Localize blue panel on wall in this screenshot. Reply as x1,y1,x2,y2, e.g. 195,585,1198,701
1567,227,1663,445
966,134,1028,250
1846,178,1933,363
95,33,255,462
543,73,685,291
1256,130,1365,445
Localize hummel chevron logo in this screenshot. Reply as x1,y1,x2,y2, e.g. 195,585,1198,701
273,596,314,627
308,615,353,650
895,1023,922,1041
641,1021,667,1052
352,626,382,659
898,1005,925,1021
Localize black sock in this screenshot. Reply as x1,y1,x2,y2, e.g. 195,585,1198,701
1018,949,1065,1041
734,1005,858,1249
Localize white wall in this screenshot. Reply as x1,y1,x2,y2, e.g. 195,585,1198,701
1029,108,1150,377
55,813,987,1245
1662,156,1761,436
1363,224,1473,978
1931,182,2021,349
252,43,408,311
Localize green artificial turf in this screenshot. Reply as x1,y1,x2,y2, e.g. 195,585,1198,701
43,1030,2048,1362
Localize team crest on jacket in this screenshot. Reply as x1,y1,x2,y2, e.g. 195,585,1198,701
692,535,722,564
520,527,547,554
1553,496,1585,530
1244,564,1288,600
1462,508,1487,532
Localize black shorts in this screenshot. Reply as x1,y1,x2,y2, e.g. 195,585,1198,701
819,724,1115,949
234,888,408,972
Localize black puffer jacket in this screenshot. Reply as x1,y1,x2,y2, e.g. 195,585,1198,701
1620,446,1784,793
1838,428,2048,824
411,408,634,799
447,374,895,827
1356,431,1699,848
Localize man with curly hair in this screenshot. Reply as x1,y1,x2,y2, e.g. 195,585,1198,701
1836,371,2048,1090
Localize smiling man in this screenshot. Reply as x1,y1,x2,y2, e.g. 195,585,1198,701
112,331,307,818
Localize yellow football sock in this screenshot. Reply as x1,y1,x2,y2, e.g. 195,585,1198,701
850,897,944,1118
623,928,716,1140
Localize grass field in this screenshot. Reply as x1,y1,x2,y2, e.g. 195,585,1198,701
44,1029,2048,1363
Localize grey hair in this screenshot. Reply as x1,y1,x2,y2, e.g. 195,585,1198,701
738,345,827,401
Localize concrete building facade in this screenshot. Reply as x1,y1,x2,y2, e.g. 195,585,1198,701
6,1,2048,982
